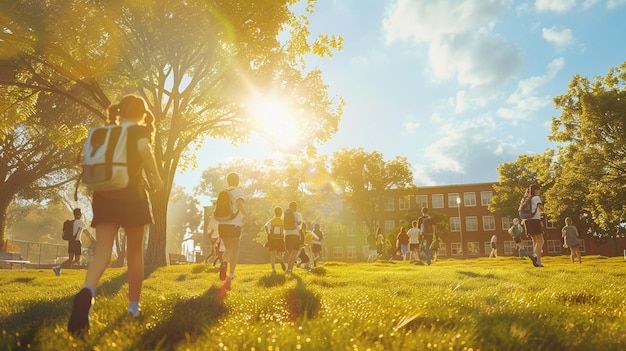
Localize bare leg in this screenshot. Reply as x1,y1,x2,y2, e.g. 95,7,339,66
84,223,118,290
125,225,145,302
531,234,544,264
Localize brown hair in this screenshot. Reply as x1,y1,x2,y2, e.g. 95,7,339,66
107,94,155,143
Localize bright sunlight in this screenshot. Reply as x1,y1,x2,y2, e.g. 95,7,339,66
248,96,303,152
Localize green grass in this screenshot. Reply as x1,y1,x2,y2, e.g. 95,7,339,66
1,256,625,350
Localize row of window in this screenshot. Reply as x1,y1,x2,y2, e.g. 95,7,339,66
385,191,494,211
324,240,584,259
379,215,557,234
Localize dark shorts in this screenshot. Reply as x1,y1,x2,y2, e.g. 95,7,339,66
218,224,241,240
513,235,522,244
68,240,82,255
410,243,419,251
312,243,322,254
524,219,542,236
267,237,285,252
491,242,496,249
285,235,301,251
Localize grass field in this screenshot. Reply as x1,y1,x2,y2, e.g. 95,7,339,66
1,255,625,351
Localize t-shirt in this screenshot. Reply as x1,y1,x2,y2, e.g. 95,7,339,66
73,219,88,243
530,195,542,220
219,187,245,226
284,211,302,236
407,227,420,244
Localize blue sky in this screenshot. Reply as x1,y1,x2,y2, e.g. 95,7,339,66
175,0,626,191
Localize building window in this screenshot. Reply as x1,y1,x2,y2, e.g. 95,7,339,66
504,241,517,255
580,241,586,252
432,194,444,208
451,242,462,256
502,217,513,230
383,197,394,211
466,216,478,231
384,220,395,233
347,246,357,258
448,193,460,208
481,191,493,206
333,247,344,258
464,192,477,207
450,217,460,232
467,242,480,255
399,196,411,211
546,220,557,229
483,216,496,231
547,240,561,254
436,242,446,257
416,195,428,209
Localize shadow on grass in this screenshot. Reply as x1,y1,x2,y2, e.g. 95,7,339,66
286,275,321,321
128,285,227,350
457,270,496,279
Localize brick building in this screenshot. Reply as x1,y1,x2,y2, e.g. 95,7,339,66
323,182,626,261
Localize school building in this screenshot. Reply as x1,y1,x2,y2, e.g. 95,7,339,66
323,182,626,262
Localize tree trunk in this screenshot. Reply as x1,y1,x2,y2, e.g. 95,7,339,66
146,191,169,267
0,195,12,251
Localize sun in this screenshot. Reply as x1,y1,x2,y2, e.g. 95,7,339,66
248,96,302,152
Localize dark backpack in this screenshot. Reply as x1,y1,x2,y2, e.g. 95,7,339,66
420,216,434,234
508,223,524,237
62,219,76,241
518,196,536,219
214,189,239,222
283,208,297,230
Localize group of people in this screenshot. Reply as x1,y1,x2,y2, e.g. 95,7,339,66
511,184,583,266
262,202,324,273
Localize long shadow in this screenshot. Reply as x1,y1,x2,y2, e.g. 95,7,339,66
457,270,496,279
128,286,227,350
285,274,322,321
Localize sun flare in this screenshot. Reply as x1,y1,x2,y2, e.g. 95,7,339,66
248,96,302,152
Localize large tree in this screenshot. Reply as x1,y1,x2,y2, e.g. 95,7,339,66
0,0,343,265
546,63,626,244
330,148,415,234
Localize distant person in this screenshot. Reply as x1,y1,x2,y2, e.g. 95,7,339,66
215,172,248,283
375,228,385,259
397,227,409,260
507,218,525,256
406,220,420,261
311,223,324,266
53,208,89,276
264,206,286,273
489,234,498,258
68,95,164,337
417,207,435,265
366,230,378,262
521,184,544,267
301,222,317,271
562,217,582,264
429,234,440,262
284,201,303,273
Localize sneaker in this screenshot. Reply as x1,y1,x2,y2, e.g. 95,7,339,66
52,266,61,276
528,254,539,267
228,273,235,280
271,269,277,274
127,305,141,318
67,288,94,338
219,262,228,281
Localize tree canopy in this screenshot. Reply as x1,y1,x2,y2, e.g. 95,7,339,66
0,0,343,265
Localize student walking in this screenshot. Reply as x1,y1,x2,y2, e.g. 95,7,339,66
215,172,248,283
397,227,409,260
562,217,582,264
53,208,89,276
284,201,303,273
67,95,164,337
406,220,420,261
521,184,545,267
311,223,324,266
508,218,525,256
489,234,498,258
417,207,434,265
264,206,286,273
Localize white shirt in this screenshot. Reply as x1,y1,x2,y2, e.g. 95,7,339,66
407,227,420,244
73,219,88,243
531,195,542,220
284,211,303,236
219,187,245,226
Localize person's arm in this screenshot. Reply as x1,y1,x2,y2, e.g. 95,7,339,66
137,138,164,192
235,198,247,217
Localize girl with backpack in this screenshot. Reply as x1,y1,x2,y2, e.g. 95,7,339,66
521,184,544,267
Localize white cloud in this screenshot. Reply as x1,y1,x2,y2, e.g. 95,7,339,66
383,0,520,93
542,26,574,49
607,0,626,9
535,0,577,13
496,58,564,121
582,0,601,9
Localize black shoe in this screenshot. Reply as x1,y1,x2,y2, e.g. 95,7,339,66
528,254,538,266
67,288,94,338
219,262,228,281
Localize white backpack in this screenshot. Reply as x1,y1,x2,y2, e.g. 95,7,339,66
82,123,132,191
